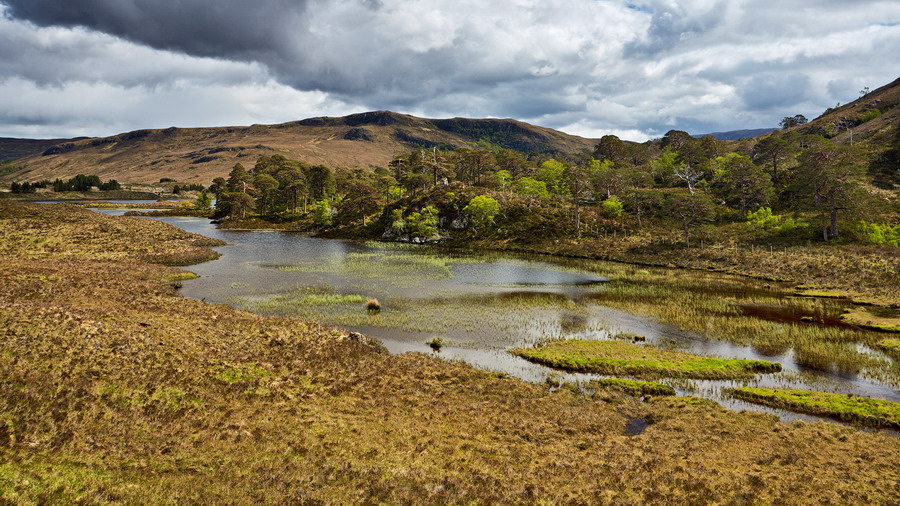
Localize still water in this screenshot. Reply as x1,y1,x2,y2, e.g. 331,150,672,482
96,209,900,429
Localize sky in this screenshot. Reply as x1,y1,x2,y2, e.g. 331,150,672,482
0,0,898,142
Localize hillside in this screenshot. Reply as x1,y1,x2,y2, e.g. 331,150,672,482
0,111,597,186
0,137,86,162
794,77,900,146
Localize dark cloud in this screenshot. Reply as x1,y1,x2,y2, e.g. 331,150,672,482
2,0,309,59
0,0,899,140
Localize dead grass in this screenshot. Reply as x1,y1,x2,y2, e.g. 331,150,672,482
0,201,898,503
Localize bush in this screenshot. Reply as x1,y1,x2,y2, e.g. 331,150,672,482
599,197,624,218
463,195,500,229
746,207,810,236
858,109,882,123
313,199,333,226
857,221,900,247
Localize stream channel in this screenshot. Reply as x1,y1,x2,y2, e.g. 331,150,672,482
96,209,900,431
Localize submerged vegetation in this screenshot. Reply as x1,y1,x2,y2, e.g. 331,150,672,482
510,340,781,379
728,387,900,429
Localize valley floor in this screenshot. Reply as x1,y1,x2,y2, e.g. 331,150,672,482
2,201,898,503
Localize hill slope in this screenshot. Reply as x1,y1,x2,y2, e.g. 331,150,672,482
0,111,597,185
794,77,900,146
0,137,87,162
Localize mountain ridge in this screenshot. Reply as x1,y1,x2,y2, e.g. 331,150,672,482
0,111,597,185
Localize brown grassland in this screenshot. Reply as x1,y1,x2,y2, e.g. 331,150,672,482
1,201,899,504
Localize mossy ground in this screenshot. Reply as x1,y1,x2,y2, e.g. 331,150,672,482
510,339,781,379
727,387,900,429
589,378,676,397
841,307,900,333
1,201,898,503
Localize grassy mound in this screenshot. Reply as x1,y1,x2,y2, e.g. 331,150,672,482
511,340,781,379
589,378,675,397
841,307,900,333
728,388,900,429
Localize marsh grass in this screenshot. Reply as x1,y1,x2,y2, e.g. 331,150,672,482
511,340,781,380
878,339,900,357
840,307,900,333
589,378,675,397
575,264,900,384
1,201,899,503
727,387,900,429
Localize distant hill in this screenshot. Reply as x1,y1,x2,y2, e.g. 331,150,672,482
0,111,597,185
0,137,87,162
694,128,776,141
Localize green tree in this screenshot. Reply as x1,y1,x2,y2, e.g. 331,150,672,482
217,192,254,219
751,136,794,183
793,145,866,240
253,174,280,216
194,191,212,209
226,163,251,193
666,193,716,247
537,159,568,195
463,195,500,230
313,199,333,226
592,135,627,164
307,165,336,201
514,177,550,201
406,206,439,239
710,153,773,215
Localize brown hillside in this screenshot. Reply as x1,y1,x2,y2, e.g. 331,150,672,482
794,77,900,146
0,137,88,162
0,111,597,186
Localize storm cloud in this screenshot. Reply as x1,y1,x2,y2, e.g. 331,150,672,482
1,0,899,140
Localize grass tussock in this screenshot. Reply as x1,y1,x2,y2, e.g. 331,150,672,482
877,338,900,357
728,387,900,429
510,339,781,380
0,201,898,503
589,378,675,397
841,307,900,333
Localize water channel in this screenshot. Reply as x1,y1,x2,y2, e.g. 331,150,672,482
95,209,900,431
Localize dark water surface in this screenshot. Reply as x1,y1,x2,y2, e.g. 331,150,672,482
93,210,900,430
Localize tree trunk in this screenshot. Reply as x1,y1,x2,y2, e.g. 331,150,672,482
683,222,691,247
830,207,839,239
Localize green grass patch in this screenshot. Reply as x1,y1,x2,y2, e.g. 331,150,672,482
877,339,900,357
210,362,272,385
589,378,675,397
841,307,900,333
727,387,900,429
510,340,781,379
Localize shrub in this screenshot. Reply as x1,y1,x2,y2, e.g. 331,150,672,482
746,207,810,236
599,197,624,218
857,221,900,247
858,109,882,123
313,199,333,226
463,195,500,229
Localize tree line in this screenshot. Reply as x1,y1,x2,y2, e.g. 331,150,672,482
8,174,121,193
208,127,897,246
